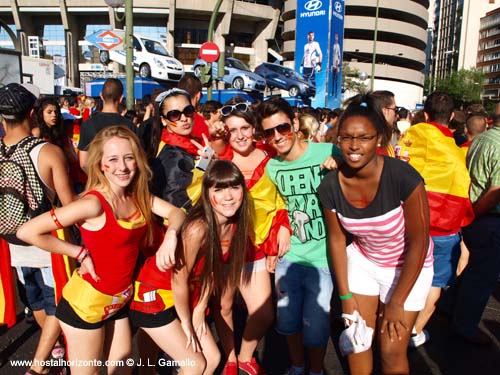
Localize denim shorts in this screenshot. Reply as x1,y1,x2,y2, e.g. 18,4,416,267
16,266,56,316
431,233,461,288
274,257,333,347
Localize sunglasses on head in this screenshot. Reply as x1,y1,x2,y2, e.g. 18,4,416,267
262,122,293,141
220,102,250,117
163,105,195,122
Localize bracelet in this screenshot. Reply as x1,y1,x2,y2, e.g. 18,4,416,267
339,292,353,300
50,208,64,229
75,246,88,263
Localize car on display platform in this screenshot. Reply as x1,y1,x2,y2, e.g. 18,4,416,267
99,34,184,82
254,62,316,98
192,57,266,91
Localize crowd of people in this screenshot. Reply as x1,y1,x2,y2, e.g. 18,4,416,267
0,75,498,375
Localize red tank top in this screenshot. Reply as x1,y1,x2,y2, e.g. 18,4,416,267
80,191,147,295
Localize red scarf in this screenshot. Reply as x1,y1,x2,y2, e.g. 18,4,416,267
161,128,199,156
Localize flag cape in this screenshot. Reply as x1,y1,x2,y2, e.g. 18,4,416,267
397,122,474,235
0,228,75,328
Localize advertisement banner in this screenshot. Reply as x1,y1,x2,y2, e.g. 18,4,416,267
295,0,330,107
328,0,345,109
295,0,345,108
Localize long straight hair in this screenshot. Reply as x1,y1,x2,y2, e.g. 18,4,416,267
85,125,154,247
176,160,251,297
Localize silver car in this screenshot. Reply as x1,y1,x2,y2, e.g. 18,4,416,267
193,57,266,91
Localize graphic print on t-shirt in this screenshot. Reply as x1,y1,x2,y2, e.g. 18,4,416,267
274,164,325,243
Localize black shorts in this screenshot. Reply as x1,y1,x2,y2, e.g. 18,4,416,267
129,306,177,329
56,297,129,330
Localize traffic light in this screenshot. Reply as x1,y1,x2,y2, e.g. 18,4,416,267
199,63,212,86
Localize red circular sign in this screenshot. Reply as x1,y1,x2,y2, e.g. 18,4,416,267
199,42,220,63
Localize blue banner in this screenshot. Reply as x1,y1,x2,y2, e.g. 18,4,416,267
328,0,345,109
295,0,344,108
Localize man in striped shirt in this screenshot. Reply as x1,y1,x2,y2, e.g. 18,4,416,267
448,112,500,345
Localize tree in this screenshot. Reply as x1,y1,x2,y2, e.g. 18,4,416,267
342,62,367,97
432,68,485,108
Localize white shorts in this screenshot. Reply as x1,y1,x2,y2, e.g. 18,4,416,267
243,257,267,273
346,244,433,311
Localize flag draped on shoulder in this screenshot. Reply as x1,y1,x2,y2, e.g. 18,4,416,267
397,122,474,235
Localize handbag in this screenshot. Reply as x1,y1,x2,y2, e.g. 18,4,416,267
339,310,374,356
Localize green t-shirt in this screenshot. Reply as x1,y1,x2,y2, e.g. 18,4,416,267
265,141,341,268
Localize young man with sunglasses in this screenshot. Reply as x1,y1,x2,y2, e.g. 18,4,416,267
258,98,341,375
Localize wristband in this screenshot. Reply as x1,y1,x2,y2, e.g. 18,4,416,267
76,246,88,263
339,292,353,300
50,208,64,229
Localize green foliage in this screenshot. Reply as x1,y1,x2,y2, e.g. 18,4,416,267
342,62,367,95
432,68,485,108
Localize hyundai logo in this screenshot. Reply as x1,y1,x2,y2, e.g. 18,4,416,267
334,1,342,13
305,0,322,12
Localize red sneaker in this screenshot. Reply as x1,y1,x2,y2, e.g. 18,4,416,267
238,358,265,375
222,361,238,375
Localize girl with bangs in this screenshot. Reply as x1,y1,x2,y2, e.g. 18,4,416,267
215,98,291,375
18,125,185,375
172,160,252,374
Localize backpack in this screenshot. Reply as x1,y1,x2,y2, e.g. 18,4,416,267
0,136,52,245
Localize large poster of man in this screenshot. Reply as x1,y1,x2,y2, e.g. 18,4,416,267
296,0,344,108
295,0,330,107
328,1,345,109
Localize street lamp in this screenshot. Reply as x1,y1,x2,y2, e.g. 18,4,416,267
104,0,134,110
370,0,380,91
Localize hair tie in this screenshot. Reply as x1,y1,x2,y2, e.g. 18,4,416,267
360,102,368,107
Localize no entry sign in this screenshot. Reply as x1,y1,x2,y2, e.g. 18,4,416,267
199,42,220,63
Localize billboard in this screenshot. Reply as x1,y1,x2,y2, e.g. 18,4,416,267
295,0,345,108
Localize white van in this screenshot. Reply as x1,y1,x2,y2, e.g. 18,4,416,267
99,34,184,82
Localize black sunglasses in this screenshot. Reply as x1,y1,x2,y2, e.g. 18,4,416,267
220,102,250,117
163,105,195,122
262,122,293,141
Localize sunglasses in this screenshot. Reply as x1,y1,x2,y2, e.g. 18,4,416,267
163,105,195,122
262,122,293,141
220,102,250,117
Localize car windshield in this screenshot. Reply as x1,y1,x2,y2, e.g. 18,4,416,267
230,59,251,72
284,68,304,80
141,38,171,57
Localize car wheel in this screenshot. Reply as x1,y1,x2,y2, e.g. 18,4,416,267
289,86,300,97
232,77,244,90
194,65,203,78
139,63,151,78
99,50,110,64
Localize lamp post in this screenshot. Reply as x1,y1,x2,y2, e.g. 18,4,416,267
206,0,224,100
105,0,134,110
370,0,380,91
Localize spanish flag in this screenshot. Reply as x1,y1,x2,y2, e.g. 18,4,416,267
397,122,474,235
0,229,75,328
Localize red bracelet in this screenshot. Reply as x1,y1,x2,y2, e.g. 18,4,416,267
50,208,64,229
75,246,86,262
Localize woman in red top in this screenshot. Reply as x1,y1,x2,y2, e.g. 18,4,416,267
172,160,251,374
18,126,185,375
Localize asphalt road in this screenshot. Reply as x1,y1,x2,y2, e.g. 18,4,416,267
1,285,499,374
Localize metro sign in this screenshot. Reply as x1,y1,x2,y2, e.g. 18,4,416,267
85,29,124,51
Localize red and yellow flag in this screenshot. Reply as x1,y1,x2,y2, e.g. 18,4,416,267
397,122,474,235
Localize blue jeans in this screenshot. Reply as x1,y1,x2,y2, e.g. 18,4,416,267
431,233,461,287
451,215,500,337
16,266,56,315
274,257,333,347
